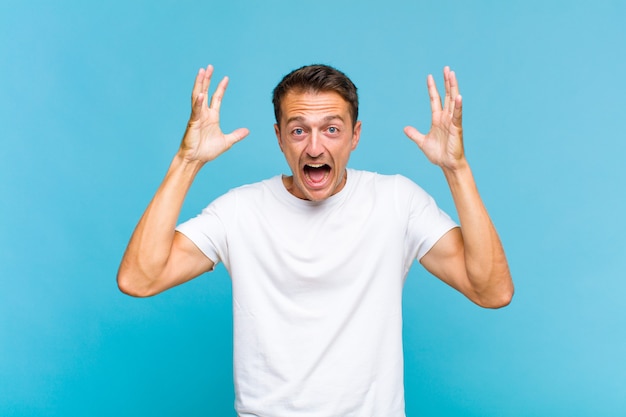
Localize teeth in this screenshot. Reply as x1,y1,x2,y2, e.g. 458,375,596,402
306,164,326,168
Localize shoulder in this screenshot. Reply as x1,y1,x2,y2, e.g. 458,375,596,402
348,169,426,196
216,176,282,200
346,170,439,219
195,176,281,217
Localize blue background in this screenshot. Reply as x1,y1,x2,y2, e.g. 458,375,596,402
2,0,625,415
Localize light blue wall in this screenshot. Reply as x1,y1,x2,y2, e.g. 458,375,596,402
2,0,625,415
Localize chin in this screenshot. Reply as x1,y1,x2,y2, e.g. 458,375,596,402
293,183,330,202
307,184,341,202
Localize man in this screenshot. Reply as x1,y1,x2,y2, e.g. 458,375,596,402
118,64,513,416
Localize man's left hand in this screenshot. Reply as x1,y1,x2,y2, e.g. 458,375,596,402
404,66,465,171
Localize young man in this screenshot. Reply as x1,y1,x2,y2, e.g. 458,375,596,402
118,64,513,416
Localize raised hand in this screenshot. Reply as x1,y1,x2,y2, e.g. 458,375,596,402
404,67,465,171
179,65,249,164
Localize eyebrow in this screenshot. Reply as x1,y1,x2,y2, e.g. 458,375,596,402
286,114,345,124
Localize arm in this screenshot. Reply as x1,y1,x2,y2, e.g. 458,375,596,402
117,65,249,297
404,67,513,308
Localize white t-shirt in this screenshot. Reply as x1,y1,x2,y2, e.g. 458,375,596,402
176,169,457,417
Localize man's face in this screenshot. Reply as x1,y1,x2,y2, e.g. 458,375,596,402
274,90,361,201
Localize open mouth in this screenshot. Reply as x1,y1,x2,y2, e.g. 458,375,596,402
303,163,331,185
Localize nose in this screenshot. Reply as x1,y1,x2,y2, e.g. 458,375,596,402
305,130,324,158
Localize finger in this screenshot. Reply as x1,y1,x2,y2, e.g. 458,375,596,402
191,65,213,106
190,91,206,122
403,125,426,149
426,74,442,113
191,69,204,106
443,66,452,113
452,95,463,128
202,64,213,99
448,69,460,101
209,76,229,112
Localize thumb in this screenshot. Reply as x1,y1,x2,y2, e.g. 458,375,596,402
404,126,425,149
225,127,250,145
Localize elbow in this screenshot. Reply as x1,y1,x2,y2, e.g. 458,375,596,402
475,282,515,309
467,260,514,309
479,291,514,309
116,273,142,297
116,268,157,298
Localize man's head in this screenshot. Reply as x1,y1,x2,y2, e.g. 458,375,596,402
273,65,362,202
273,64,359,129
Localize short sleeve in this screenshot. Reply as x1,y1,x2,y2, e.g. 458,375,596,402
175,191,234,269
395,175,458,261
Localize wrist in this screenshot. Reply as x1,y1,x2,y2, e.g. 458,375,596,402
168,152,205,182
442,157,470,179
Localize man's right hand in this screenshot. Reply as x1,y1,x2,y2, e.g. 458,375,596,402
117,65,245,297
179,65,249,164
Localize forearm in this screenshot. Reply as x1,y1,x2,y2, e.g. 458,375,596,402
443,160,514,307
117,153,203,295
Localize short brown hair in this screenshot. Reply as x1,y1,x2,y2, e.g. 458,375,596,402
272,64,359,127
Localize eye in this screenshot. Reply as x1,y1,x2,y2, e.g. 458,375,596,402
327,126,339,134
292,128,305,136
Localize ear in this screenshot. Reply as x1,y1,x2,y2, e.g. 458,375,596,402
274,123,284,153
351,121,362,150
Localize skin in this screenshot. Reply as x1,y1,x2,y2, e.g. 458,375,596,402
117,65,514,309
